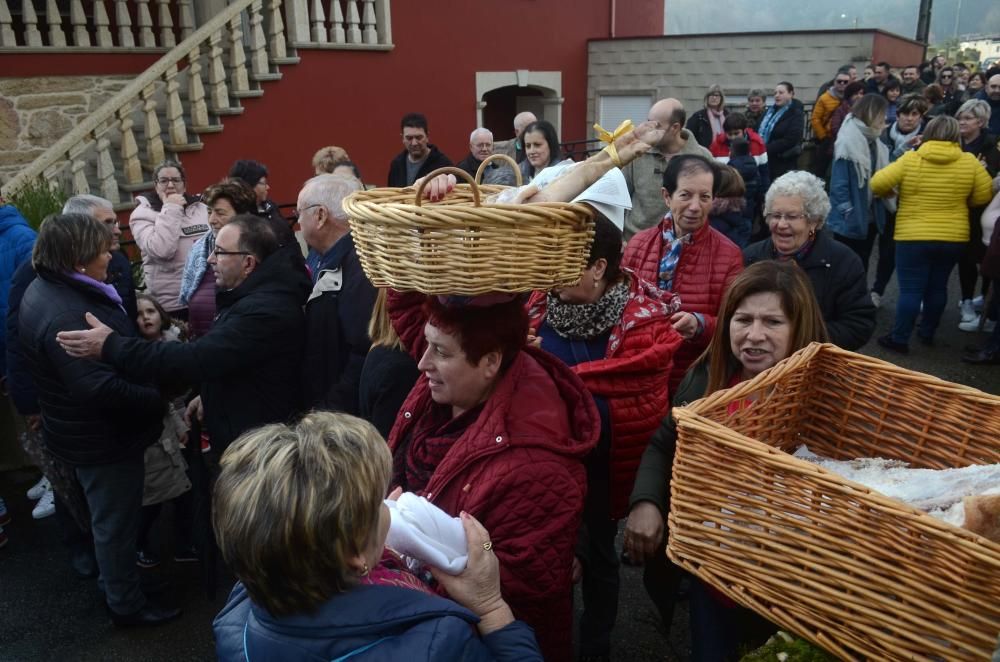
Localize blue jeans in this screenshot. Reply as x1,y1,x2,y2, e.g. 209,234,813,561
891,241,965,344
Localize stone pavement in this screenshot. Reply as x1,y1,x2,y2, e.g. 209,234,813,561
1,271,997,661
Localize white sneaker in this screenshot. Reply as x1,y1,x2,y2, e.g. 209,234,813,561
26,476,50,501
959,299,977,324
31,489,55,519
972,295,985,313
958,316,997,333
871,291,882,308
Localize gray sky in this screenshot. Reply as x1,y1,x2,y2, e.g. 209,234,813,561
665,0,1000,44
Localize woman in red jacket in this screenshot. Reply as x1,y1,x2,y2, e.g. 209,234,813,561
386,291,599,662
526,214,683,661
622,154,745,393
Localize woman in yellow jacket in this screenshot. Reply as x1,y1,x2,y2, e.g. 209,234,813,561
870,115,994,353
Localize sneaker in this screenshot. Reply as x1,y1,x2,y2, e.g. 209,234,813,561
26,476,50,501
972,295,985,312
173,546,199,563
0,525,7,548
136,548,161,569
0,498,10,527
870,291,882,308
959,299,977,324
31,489,55,519
958,316,997,333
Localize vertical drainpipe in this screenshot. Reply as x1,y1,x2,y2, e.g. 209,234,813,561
610,0,616,38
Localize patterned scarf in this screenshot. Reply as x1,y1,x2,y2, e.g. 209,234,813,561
545,280,630,340
771,236,815,262
658,214,691,292
758,103,789,143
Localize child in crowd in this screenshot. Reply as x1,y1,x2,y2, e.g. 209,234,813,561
134,294,197,569
708,163,753,248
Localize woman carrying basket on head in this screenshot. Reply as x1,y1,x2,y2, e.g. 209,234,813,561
624,260,829,662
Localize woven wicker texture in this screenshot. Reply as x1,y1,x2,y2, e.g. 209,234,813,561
668,343,1000,660
342,166,595,295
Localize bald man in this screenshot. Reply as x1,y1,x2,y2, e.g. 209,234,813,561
977,74,1000,135
620,98,712,239
495,111,538,163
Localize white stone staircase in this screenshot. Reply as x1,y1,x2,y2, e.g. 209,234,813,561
0,0,392,208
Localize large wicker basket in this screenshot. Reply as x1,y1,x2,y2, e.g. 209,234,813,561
341,162,595,295
668,343,1000,661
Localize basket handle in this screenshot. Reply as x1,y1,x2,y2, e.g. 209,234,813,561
474,153,523,187
414,167,480,208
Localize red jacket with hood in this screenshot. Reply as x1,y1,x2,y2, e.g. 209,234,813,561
709,127,768,158
387,292,599,662
622,215,743,392
526,272,682,518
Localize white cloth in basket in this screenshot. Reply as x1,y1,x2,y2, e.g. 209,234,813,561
385,492,467,575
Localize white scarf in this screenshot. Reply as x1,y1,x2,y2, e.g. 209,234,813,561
835,115,889,202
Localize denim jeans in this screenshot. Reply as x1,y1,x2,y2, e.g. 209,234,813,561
75,452,146,615
872,214,896,295
689,579,775,661
890,241,965,344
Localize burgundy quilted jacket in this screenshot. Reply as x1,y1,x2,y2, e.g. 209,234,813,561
526,272,683,519
621,215,744,392
387,292,599,662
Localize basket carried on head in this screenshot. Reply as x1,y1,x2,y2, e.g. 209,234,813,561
342,156,595,295
668,343,1000,661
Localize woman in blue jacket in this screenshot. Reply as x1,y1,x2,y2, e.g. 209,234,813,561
212,411,542,662
826,93,890,276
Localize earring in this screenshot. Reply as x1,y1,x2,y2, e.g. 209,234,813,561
808,229,816,239
360,562,370,577
79,268,86,273
593,279,600,289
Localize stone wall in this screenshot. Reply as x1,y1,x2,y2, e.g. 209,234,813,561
0,75,135,186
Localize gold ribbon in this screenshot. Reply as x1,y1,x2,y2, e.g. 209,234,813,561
593,119,634,167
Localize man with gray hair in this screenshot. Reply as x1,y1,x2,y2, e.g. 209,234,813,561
62,195,137,320
457,128,517,185
297,174,377,413
496,111,538,163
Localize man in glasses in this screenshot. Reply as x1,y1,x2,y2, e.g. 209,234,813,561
811,67,853,178
55,215,311,456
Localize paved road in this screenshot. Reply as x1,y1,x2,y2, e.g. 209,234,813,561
1,272,997,661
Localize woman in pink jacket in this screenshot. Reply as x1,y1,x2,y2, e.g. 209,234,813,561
128,160,210,317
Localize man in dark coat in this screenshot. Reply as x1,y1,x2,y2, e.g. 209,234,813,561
56,215,311,454
297,174,377,414
456,128,517,185
386,113,452,187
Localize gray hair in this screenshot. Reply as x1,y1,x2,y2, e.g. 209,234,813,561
747,88,766,100
469,127,493,143
62,194,113,216
764,171,831,227
956,99,991,128
300,174,362,222
513,111,537,133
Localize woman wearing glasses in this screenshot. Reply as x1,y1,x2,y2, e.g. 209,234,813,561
743,170,876,350
129,160,210,319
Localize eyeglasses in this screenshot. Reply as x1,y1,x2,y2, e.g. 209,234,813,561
766,212,806,222
295,203,321,217
211,247,251,257
834,79,850,85
156,177,184,185
940,75,953,80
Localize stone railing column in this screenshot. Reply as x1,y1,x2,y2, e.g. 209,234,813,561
361,0,377,45
0,0,17,46
139,83,164,167
156,0,176,47
45,0,66,47
374,0,391,47
281,0,309,45
267,0,288,59
345,0,361,44
327,0,343,43
70,0,89,46
227,13,250,95
162,63,188,147
93,0,113,47
178,0,196,40
247,0,270,79
95,128,120,204
116,104,143,186
135,0,155,47
115,0,135,48
187,45,210,129
309,0,326,43
205,28,231,112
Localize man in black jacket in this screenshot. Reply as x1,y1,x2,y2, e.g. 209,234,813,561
386,112,452,187
56,215,311,454
298,174,377,413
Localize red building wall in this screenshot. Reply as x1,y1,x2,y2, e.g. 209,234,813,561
171,1,617,205
872,32,927,69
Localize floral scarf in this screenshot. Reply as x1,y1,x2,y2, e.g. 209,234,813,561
545,281,630,340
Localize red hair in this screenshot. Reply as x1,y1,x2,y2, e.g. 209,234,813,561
423,297,527,367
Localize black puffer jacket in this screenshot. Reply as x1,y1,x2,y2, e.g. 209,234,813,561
18,269,164,465
743,230,875,350
102,244,311,452
386,145,453,187
763,99,806,182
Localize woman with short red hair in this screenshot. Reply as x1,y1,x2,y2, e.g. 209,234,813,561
386,291,599,662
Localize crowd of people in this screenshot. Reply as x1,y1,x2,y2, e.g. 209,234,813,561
0,53,997,662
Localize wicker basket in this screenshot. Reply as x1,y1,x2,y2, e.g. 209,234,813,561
668,343,1000,661
342,163,595,295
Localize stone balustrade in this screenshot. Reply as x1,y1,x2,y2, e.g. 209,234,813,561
1,0,393,203
0,0,196,49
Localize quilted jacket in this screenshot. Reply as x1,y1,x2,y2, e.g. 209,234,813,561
387,292,599,662
622,216,744,392
0,205,35,375
526,272,683,518
129,194,210,313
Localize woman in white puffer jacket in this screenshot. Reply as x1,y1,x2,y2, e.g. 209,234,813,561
128,160,210,317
